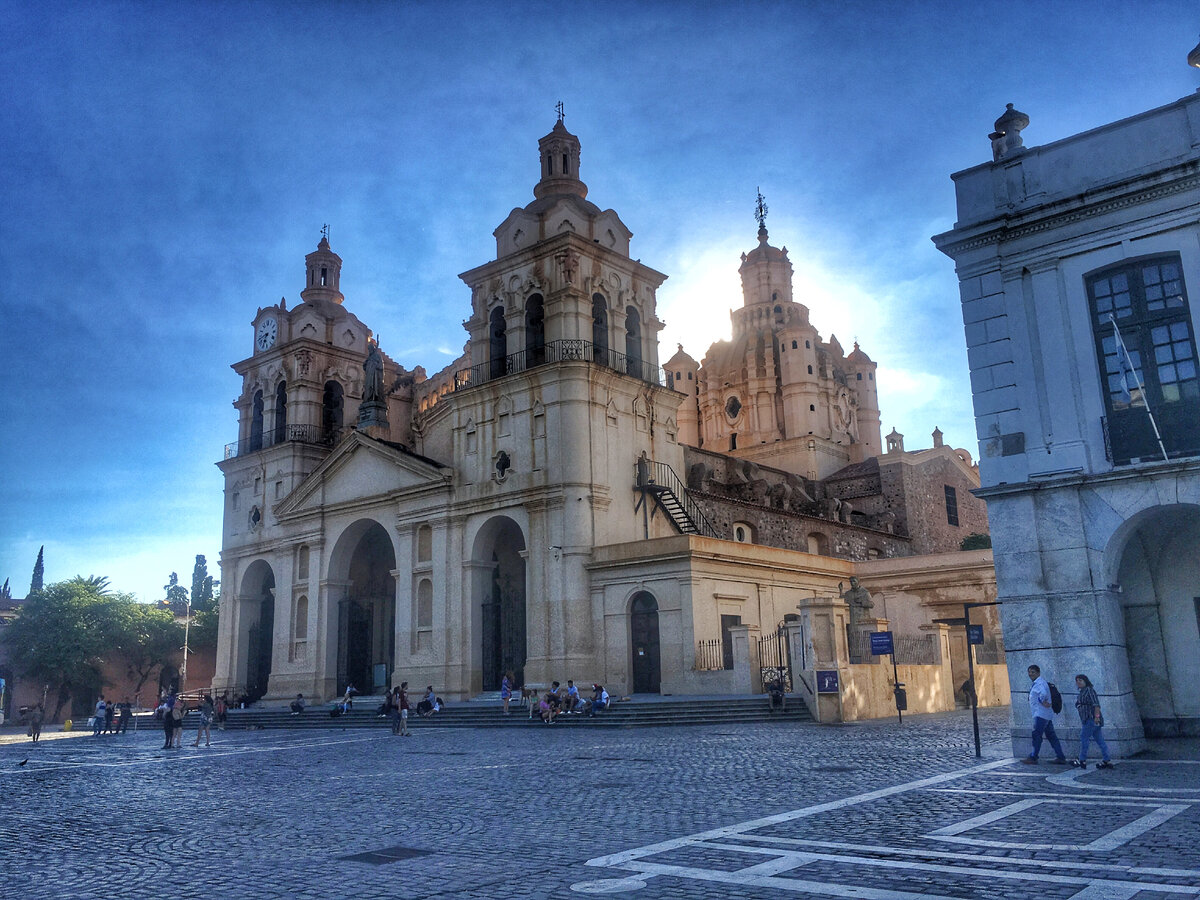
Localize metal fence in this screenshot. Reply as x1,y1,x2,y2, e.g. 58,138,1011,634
974,635,1006,665
224,422,342,460
452,339,668,394
757,628,792,693
694,639,726,672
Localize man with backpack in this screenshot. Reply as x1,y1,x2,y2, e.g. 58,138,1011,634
1022,664,1068,765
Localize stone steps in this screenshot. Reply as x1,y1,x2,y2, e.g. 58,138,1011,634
222,696,812,730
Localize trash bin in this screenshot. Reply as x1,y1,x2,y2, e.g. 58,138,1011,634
63,719,73,731
893,684,908,712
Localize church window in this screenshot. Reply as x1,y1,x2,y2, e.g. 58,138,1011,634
676,371,681,380
856,373,862,381
625,306,643,378
687,372,692,380
273,381,287,444
249,390,264,452
1087,254,1200,463
417,524,432,563
810,404,815,411
592,294,609,365
806,340,811,349
807,365,813,375
320,267,327,286
562,153,569,174
730,433,737,450
322,381,344,440
297,544,309,580
944,485,959,526
290,594,308,661
489,306,508,379
869,372,873,380
792,341,798,349
733,522,755,543
417,578,433,629
525,294,545,365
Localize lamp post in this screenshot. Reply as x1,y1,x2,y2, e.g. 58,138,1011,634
180,597,192,695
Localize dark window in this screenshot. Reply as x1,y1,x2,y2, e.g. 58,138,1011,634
1088,254,1200,463
944,484,959,527
320,267,327,286
322,381,344,439
525,294,545,365
687,372,692,380
810,404,815,411
807,365,813,374
625,306,643,377
720,614,741,670
869,372,873,380
592,294,609,365
273,381,287,444
249,390,264,452
730,433,737,450
856,373,862,380
489,306,507,379
792,341,798,349
805,340,811,348
562,153,568,174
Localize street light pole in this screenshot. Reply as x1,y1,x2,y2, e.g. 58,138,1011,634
180,598,192,695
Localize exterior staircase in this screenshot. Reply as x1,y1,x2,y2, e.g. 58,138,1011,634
634,457,717,537
221,695,811,731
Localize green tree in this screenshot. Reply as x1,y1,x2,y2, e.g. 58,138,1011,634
109,602,184,704
189,600,220,651
1,580,118,721
960,533,992,551
161,572,189,615
30,546,44,594
189,555,217,612
69,575,112,595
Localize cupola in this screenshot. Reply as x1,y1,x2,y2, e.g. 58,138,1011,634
534,113,588,201
300,232,344,306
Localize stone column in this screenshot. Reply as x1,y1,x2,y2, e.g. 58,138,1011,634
796,595,851,722
919,622,955,712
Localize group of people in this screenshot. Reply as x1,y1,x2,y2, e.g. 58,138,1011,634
156,692,217,749
518,678,608,724
1024,665,1114,769
90,696,133,736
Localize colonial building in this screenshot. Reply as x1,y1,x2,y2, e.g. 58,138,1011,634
214,117,995,712
934,85,1200,753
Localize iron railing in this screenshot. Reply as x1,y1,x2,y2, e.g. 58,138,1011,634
850,631,938,665
452,339,669,393
757,627,793,693
634,458,718,538
974,635,1006,665
224,423,343,460
694,639,727,672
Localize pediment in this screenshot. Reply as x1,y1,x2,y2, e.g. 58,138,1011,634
277,432,450,518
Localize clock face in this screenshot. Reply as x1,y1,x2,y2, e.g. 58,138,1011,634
256,317,278,352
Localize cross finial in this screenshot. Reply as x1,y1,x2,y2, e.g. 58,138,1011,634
555,101,564,123
321,223,330,242
755,188,768,231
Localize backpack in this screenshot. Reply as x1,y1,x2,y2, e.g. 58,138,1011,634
1048,682,1063,714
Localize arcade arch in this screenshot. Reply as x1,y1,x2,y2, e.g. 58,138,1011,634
470,516,527,692
329,519,397,696
238,559,276,702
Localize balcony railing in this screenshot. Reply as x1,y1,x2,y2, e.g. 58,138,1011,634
224,423,342,460
452,339,669,393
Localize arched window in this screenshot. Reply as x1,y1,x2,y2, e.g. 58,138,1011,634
417,578,433,629
592,293,609,365
806,533,828,555
322,381,343,441
625,306,642,378
1087,254,1200,463
273,381,287,444
249,389,264,452
489,306,507,379
525,294,545,365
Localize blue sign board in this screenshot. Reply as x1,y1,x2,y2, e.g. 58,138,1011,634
869,631,894,656
967,624,985,646
816,670,839,693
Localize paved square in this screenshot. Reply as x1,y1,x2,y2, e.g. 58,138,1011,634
1,710,1197,899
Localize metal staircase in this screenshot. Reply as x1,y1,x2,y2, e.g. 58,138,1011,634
633,455,717,538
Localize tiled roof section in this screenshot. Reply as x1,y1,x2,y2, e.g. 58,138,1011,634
824,457,880,481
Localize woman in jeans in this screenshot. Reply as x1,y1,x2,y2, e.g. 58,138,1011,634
1072,674,1114,769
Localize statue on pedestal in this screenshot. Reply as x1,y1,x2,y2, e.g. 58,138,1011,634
839,576,874,625
363,340,385,403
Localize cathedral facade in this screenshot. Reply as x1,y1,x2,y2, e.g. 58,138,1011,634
214,119,992,706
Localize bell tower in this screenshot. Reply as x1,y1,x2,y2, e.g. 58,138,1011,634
301,228,344,306
534,105,588,201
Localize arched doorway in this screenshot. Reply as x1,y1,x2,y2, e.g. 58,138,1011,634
471,516,526,691
332,521,397,696
239,561,276,703
1112,504,1200,734
630,592,661,693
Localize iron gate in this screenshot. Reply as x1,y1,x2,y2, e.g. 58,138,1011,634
757,626,792,694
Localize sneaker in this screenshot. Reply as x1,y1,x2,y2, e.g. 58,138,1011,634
1021,757,1038,765
1096,760,1114,769
1071,760,1086,769
1051,757,1070,765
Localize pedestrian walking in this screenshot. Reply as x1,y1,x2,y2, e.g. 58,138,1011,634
397,682,410,736
1022,664,1067,765
1072,674,1114,769
103,699,115,734
28,703,44,743
92,696,106,736
193,694,214,747
500,672,513,716
171,699,186,748
117,698,132,734
161,693,176,750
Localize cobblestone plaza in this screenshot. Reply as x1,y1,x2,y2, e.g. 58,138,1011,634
1,711,1197,899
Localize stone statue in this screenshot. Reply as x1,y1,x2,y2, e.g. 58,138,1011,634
363,340,384,402
839,576,874,624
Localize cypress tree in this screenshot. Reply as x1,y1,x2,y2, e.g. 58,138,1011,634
30,546,44,594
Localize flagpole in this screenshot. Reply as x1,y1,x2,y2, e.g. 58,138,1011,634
1109,314,1169,462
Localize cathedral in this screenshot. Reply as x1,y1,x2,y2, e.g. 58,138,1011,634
213,117,993,708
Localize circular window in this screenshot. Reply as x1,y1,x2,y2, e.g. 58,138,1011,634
725,396,742,419
735,526,746,542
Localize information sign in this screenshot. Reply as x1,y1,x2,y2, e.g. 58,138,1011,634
869,630,894,656
816,670,839,693
967,624,984,645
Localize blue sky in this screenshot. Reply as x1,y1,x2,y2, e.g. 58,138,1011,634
2,1,1197,602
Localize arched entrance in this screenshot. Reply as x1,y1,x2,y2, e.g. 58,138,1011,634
1111,504,1200,734
630,592,661,694
239,561,276,703
332,521,397,695
471,516,526,691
